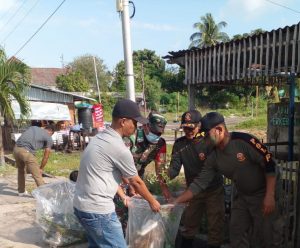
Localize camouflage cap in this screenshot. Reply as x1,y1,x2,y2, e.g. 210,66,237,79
148,112,167,134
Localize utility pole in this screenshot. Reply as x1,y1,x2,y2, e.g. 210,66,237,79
255,86,259,117
93,56,101,103
117,0,135,102
141,63,147,115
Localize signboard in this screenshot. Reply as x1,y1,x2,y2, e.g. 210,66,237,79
92,104,104,130
12,100,71,121
267,102,300,159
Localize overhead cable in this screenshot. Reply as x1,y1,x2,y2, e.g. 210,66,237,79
14,0,67,57
1,0,41,45
0,0,28,33
265,0,300,14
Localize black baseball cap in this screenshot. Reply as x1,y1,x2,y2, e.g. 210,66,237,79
201,112,225,132
181,110,202,128
112,99,148,124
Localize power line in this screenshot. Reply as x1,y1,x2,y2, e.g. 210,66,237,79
1,0,41,45
14,0,67,57
0,2,17,23
0,0,28,33
265,0,300,14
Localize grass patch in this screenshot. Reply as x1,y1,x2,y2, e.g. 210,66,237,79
0,164,16,176
234,115,267,129
36,151,81,178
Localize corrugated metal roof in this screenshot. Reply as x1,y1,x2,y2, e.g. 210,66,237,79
164,22,300,86
27,84,96,103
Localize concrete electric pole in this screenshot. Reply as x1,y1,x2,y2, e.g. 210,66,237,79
116,0,135,102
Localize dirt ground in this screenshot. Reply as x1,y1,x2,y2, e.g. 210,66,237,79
0,172,87,248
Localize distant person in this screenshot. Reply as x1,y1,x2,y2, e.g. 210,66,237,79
174,112,281,248
69,170,79,182
73,99,160,248
169,110,224,248
13,125,55,196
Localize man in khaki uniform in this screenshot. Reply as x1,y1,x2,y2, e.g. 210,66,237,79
13,125,54,196
174,112,281,248
169,110,224,248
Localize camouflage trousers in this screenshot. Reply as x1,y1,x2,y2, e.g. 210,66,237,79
230,192,283,248
114,195,128,236
180,186,225,246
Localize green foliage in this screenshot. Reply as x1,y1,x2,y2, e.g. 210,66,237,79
100,93,118,121
0,49,30,120
161,66,185,93
235,115,267,129
160,92,188,113
144,75,161,110
67,54,112,93
189,13,230,48
56,71,89,92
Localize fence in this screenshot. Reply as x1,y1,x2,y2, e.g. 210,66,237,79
224,160,299,247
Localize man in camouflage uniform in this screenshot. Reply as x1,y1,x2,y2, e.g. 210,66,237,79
174,112,281,248
169,110,224,248
115,112,171,233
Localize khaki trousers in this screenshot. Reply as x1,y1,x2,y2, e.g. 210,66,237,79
13,146,44,193
181,186,225,246
230,193,283,248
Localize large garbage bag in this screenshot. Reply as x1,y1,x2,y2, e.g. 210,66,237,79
32,181,86,247
126,196,185,248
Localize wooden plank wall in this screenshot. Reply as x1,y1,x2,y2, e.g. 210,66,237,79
183,23,300,86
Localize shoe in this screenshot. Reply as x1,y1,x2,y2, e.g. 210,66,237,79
18,191,31,197
181,237,194,248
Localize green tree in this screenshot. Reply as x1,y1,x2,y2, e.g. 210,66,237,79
161,66,185,93
189,13,230,48
0,49,30,165
68,54,112,93
56,71,89,92
144,75,161,110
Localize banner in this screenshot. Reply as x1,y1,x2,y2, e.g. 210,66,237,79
92,104,104,130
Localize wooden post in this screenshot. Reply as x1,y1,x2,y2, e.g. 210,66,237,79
141,63,146,115
255,86,259,117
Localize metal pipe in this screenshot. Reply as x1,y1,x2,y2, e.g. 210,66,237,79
120,0,135,101
288,73,295,161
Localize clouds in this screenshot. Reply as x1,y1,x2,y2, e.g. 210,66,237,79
220,0,294,20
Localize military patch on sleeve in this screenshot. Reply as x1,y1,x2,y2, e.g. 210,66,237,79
236,152,246,162
231,132,276,173
199,152,206,161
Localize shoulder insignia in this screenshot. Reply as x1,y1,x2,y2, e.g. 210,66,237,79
199,152,206,161
231,132,275,172
237,152,246,162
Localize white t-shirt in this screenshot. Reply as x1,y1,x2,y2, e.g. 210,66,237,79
73,127,138,214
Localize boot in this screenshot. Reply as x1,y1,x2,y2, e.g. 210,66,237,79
181,237,194,248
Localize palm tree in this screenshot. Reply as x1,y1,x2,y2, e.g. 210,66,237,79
0,48,30,165
189,13,230,48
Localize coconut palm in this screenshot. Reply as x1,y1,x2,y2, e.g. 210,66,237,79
189,13,230,48
0,48,30,165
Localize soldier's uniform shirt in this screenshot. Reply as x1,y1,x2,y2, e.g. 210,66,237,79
169,135,222,188
189,132,280,248
189,132,276,195
129,127,167,177
169,135,224,245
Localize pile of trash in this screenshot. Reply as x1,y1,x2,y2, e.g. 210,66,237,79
32,181,86,247
126,196,185,248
